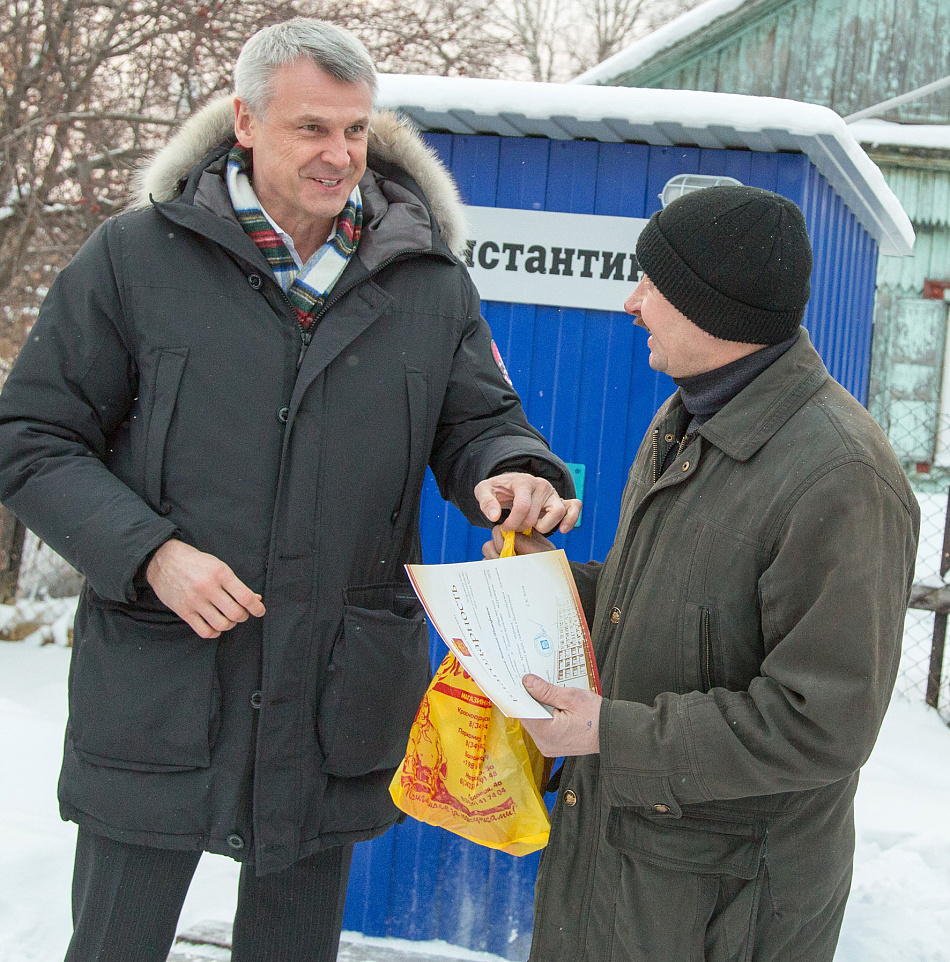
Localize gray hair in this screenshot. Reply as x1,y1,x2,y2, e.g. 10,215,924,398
234,18,378,117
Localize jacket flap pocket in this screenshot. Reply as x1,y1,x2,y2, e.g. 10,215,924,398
607,808,764,879
318,595,431,778
143,348,188,509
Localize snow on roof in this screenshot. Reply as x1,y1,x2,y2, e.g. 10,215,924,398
570,0,749,87
376,73,914,256
849,119,950,152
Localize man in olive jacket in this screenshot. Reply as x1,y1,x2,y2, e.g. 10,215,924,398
487,187,919,962
0,19,579,962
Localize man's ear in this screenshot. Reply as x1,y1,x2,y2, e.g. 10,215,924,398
234,96,254,148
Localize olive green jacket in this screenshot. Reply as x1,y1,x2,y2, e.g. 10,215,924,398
530,330,919,962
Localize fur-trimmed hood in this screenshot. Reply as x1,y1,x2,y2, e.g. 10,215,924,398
129,92,468,257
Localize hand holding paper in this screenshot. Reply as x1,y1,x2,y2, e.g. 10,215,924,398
520,674,602,757
406,544,600,719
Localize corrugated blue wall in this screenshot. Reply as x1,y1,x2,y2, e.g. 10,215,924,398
342,134,880,959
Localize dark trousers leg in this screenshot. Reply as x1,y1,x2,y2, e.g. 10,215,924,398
231,844,354,962
64,827,201,962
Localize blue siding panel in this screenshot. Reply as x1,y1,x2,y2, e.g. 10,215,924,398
343,133,881,958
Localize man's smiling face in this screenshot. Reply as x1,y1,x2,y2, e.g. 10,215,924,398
234,57,371,257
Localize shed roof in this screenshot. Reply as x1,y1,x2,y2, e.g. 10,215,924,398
377,73,914,256
572,0,950,127
849,120,950,152
571,0,757,87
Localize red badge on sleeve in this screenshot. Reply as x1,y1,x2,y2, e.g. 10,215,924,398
491,340,513,387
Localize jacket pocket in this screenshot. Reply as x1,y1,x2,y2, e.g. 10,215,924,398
389,368,430,533
69,591,220,772
143,347,188,511
606,809,767,962
700,605,715,692
317,582,431,778
685,602,721,693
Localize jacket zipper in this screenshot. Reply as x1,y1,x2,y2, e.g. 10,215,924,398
652,429,690,484
701,606,713,691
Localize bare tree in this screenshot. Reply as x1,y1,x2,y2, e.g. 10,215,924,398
496,0,705,82
343,0,514,76
493,0,569,82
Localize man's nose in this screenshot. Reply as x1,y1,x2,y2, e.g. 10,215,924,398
321,132,350,168
624,276,648,317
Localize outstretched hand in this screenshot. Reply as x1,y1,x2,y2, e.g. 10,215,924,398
474,471,581,535
520,674,602,757
146,539,266,639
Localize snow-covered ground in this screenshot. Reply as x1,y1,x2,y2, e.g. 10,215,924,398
2,617,950,962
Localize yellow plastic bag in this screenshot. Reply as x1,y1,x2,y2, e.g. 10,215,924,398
389,530,551,856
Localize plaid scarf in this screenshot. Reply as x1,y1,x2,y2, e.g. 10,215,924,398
226,145,362,332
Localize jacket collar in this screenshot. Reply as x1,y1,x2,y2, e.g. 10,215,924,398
691,328,830,463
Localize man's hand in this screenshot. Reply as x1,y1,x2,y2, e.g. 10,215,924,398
482,526,555,559
474,472,582,535
146,539,266,639
520,674,602,757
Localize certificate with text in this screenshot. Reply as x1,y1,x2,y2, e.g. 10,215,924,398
406,550,601,719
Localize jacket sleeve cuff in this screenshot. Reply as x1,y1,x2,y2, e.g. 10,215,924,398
128,533,178,602
87,514,178,604
486,455,577,500
598,696,708,814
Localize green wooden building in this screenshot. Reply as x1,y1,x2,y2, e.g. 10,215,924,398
575,0,950,491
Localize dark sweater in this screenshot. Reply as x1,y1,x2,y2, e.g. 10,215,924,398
658,329,801,475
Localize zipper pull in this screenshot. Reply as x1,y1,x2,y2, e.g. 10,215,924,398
297,329,313,369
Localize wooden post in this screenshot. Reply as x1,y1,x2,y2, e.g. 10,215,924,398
926,486,950,708
0,504,25,603
941,485,950,578
926,613,948,709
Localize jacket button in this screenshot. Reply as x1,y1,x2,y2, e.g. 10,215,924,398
227,833,245,850
277,407,289,423
248,274,263,289
653,803,672,814
664,433,675,443
610,607,621,624
564,790,577,807
681,461,690,472
159,501,172,516
250,691,263,709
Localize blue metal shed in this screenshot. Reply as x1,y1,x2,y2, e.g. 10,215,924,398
342,76,914,959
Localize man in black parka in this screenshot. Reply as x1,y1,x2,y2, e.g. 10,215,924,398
0,18,577,962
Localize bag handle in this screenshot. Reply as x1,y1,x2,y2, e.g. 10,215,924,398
500,528,532,559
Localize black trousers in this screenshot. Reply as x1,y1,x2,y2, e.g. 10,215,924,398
64,828,354,962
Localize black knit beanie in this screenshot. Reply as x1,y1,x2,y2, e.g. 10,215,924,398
635,186,812,345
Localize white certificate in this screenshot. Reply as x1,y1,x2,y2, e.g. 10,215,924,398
406,550,600,719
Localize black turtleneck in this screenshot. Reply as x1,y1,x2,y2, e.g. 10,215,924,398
675,329,801,428
656,329,801,477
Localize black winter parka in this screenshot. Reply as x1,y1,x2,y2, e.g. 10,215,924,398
0,102,573,875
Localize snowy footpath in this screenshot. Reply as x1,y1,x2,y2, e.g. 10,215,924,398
2,629,950,962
